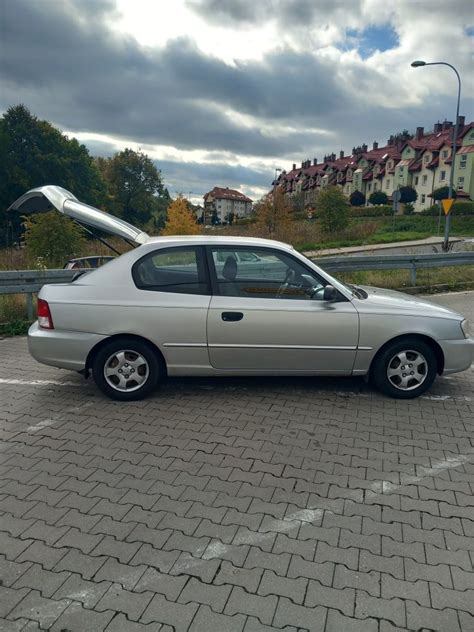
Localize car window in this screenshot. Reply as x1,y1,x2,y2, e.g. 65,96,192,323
210,247,327,300
133,247,209,295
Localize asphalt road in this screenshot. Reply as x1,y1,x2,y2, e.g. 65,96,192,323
0,291,473,631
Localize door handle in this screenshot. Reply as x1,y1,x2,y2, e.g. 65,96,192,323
222,311,243,322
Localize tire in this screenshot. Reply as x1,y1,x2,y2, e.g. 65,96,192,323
371,338,438,399
92,337,164,401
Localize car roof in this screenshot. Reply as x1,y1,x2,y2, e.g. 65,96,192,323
144,235,293,249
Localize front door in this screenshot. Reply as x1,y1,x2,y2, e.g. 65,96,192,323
206,246,359,373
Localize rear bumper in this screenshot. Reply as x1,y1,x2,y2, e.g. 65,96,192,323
28,322,107,371
439,337,474,375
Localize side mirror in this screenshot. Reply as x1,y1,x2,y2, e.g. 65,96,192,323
323,285,337,301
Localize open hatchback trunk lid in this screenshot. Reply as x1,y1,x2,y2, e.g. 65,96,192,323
8,185,150,245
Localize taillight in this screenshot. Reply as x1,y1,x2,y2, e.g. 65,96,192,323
37,299,54,329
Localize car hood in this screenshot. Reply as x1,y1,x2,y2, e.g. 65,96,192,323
8,185,150,245
357,285,463,319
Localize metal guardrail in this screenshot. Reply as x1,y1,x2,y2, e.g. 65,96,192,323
0,269,76,320
1,252,473,320
312,252,474,286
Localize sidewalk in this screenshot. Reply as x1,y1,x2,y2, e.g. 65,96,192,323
304,235,463,258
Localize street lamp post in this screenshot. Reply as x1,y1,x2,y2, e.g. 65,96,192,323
272,168,282,233
411,60,462,251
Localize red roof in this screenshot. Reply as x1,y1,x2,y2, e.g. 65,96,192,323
204,187,252,203
457,145,474,154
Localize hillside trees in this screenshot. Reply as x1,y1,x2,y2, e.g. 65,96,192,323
0,105,106,246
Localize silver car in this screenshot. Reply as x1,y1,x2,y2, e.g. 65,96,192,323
10,186,474,401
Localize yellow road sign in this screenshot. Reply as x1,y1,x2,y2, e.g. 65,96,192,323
442,198,454,215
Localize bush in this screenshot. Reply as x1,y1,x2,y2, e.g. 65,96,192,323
420,201,474,216
234,216,256,225
368,191,389,205
399,186,417,204
403,203,415,215
431,186,457,201
317,187,350,234
349,190,366,206
24,211,86,268
349,205,392,217
452,201,474,215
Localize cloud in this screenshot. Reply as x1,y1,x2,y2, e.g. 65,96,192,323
1,0,473,199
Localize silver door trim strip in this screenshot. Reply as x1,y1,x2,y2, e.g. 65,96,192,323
208,343,365,351
164,343,373,351
163,343,207,348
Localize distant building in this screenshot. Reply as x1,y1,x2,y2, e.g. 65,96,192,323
276,117,474,212
203,187,253,223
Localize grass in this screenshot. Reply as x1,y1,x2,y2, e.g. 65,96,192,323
0,295,33,337
337,265,474,293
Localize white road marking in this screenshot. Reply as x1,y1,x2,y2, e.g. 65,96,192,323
0,377,81,386
26,401,95,433
368,451,474,494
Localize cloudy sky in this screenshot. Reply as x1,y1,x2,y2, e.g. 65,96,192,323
1,0,473,203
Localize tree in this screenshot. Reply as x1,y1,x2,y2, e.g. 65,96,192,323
24,211,86,268
368,191,389,205
349,190,366,207
225,211,235,226
317,186,350,234
399,186,417,204
161,197,200,235
103,149,169,227
255,187,292,237
0,104,107,246
431,186,457,201
290,191,306,214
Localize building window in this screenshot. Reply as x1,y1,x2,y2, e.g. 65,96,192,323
385,179,390,189
367,183,372,192
414,176,419,186
442,149,449,159
424,154,430,163
399,168,404,178
460,155,467,169
422,175,428,185
458,177,465,190
421,194,426,204
440,171,446,181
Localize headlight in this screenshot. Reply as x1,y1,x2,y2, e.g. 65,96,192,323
461,319,470,338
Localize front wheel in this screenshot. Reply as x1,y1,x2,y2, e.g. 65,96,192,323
92,338,164,401
371,338,438,399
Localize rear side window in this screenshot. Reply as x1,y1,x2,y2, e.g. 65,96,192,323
132,247,209,295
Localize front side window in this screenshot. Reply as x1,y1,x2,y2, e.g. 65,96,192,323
460,155,467,169
422,175,428,185
210,247,329,301
440,171,446,181
133,247,209,295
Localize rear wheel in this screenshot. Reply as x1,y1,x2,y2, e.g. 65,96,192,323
92,338,163,401
371,338,437,399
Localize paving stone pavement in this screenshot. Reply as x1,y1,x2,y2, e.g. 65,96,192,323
0,291,473,631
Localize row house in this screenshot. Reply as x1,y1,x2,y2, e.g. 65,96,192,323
276,118,474,212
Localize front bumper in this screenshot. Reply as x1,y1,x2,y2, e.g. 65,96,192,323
28,322,107,371
439,336,474,375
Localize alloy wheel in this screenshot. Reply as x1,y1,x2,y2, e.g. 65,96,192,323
386,349,427,391
103,349,149,393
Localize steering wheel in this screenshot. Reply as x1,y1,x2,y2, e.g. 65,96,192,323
276,269,296,298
